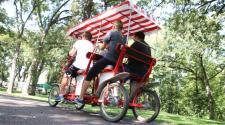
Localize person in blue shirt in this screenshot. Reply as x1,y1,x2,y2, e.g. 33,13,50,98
75,20,126,104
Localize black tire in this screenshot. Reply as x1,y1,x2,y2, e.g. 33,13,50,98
48,86,59,107
130,89,160,122
99,82,129,122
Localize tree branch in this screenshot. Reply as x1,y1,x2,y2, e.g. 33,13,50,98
13,0,20,32
19,0,23,24
208,65,225,80
49,0,70,26
160,57,196,74
197,0,217,9
45,0,70,34
56,15,72,22
37,6,44,28
23,3,37,26
217,4,225,15
169,64,196,74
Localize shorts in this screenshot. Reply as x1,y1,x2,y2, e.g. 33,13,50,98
85,58,115,81
121,64,146,81
65,65,80,78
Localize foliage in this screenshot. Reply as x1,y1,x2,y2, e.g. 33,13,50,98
150,8,225,120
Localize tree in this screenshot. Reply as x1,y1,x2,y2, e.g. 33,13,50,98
27,0,72,95
136,0,224,120
156,10,224,119
7,0,40,94
71,0,95,21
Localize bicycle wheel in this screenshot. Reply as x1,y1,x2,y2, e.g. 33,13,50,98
48,86,60,107
100,82,129,122
130,89,160,122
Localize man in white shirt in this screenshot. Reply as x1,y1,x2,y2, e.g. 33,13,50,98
56,31,94,101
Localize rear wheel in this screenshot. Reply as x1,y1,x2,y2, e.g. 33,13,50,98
48,86,60,107
130,89,160,122
99,82,129,122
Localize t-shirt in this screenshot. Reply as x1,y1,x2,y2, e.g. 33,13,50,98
72,39,94,69
103,30,126,62
128,40,151,76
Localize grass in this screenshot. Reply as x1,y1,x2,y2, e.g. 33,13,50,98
0,87,224,125
81,105,225,125
156,112,224,125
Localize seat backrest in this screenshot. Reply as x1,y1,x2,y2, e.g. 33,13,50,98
125,46,156,82
125,46,155,66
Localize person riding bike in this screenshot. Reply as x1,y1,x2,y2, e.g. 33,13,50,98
74,20,126,104
124,31,151,94
56,31,94,101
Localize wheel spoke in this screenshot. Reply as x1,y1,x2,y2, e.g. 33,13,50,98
131,89,160,122
100,82,129,122
48,86,59,107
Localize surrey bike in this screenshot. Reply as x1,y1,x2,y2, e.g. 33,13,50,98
48,0,161,123
48,48,130,122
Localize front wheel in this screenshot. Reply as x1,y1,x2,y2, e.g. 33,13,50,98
99,82,129,122
130,89,160,122
48,86,60,107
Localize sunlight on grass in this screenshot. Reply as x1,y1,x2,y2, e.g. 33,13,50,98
13,93,48,102
0,87,6,93
156,112,225,125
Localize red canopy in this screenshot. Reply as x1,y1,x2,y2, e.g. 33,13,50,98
67,0,161,42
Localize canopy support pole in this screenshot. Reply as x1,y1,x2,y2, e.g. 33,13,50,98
96,20,103,44
126,8,132,44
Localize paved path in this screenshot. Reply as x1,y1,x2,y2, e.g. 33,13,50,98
0,94,167,125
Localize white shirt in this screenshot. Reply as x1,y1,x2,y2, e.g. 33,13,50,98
72,39,94,69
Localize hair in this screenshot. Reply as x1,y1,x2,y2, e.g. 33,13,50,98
113,20,123,30
134,31,145,40
83,31,92,41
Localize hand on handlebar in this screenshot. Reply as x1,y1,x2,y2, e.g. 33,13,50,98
96,42,107,50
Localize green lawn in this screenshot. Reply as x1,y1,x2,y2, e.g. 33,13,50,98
0,87,224,125
81,105,225,125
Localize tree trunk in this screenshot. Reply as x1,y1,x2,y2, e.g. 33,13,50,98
29,33,45,95
30,59,44,95
195,66,199,94
0,71,5,87
199,55,215,119
21,66,28,82
7,42,21,94
22,62,34,96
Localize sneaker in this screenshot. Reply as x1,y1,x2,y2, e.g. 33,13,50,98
74,98,84,105
55,95,64,102
142,103,151,109
109,96,119,106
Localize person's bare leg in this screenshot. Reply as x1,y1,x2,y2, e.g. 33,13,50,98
79,80,90,100
130,81,141,96
59,74,69,95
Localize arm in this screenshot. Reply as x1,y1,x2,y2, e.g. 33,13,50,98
69,40,80,57
99,42,108,50
68,46,77,57
63,45,77,71
67,42,77,65
100,31,112,50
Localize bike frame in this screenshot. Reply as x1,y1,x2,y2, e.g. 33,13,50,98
63,43,156,108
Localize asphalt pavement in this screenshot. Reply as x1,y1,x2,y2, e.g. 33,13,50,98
0,94,168,125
